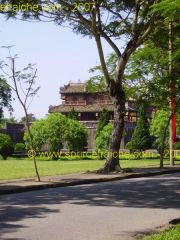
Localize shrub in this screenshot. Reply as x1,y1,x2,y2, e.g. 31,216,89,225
174,142,180,150
150,110,180,151
95,109,109,139
65,118,88,151
126,102,151,152
95,123,113,152
24,113,88,156
0,133,14,160
14,143,25,151
68,107,78,120
24,118,48,151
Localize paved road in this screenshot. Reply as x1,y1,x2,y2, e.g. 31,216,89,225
0,173,180,240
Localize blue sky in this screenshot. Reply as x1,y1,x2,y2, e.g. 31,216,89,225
0,15,113,120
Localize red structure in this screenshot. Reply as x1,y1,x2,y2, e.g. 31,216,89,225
171,95,176,144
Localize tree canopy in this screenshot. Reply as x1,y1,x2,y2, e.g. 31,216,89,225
0,0,167,172
68,108,78,120
1,0,160,92
24,113,87,154
125,21,180,109
0,77,12,122
20,113,37,123
152,0,180,21
95,123,113,153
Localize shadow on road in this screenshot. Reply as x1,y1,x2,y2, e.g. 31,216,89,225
0,174,180,239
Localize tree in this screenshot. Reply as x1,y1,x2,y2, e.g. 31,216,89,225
68,107,78,120
0,133,14,160
0,77,12,122
2,0,160,172
20,113,37,123
152,0,180,165
152,0,180,20
95,123,113,153
24,119,47,151
150,110,169,147
4,116,17,123
24,113,88,154
126,102,151,152
0,47,41,181
64,118,87,151
45,113,67,152
124,4,180,166
24,113,67,153
174,142,180,150
150,110,180,166
95,109,109,139
0,116,17,128
87,1,180,166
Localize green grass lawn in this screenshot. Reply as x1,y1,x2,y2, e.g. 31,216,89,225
142,225,180,240
0,156,178,180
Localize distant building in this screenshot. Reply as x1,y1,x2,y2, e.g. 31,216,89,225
0,123,25,144
0,82,154,151
49,82,153,150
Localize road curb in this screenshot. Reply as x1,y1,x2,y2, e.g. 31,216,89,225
0,168,180,196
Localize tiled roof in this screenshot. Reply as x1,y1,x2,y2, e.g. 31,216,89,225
49,101,139,113
49,104,114,113
60,83,86,93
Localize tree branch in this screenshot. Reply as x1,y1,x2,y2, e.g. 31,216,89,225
71,3,122,57
131,2,140,38
136,14,156,46
92,8,111,86
24,68,37,106
115,41,137,84
11,58,25,108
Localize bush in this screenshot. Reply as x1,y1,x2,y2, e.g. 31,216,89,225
24,113,88,156
95,109,109,139
65,119,88,151
24,119,47,151
126,102,151,152
150,110,180,151
14,143,25,151
0,133,14,160
125,142,133,152
174,142,180,150
95,123,113,152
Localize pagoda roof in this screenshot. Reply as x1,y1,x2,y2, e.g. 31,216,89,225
49,103,114,113
49,102,138,113
60,83,86,93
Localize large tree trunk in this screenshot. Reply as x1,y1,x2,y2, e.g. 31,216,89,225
97,83,125,173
